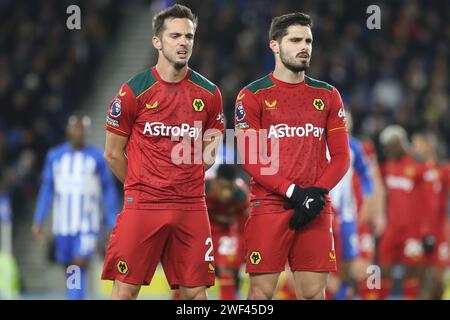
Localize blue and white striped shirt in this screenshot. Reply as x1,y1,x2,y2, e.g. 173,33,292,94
34,143,119,236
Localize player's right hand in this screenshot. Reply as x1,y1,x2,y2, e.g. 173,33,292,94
31,224,45,245
283,185,328,230
372,211,386,237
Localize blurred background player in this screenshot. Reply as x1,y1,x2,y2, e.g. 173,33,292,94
31,113,119,300
377,125,435,300
172,164,249,300
328,111,374,300
206,165,249,300
206,164,249,300
352,135,386,299
411,130,450,299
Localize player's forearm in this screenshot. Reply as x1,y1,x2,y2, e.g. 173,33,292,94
204,162,214,171
203,153,216,171
360,195,375,224
359,168,374,195
34,180,54,224
203,150,217,171
203,132,222,172
237,130,292,196
241,162,292,196
104,152,128,183
373,168,386,220
314,131,350,190
102,184,119,228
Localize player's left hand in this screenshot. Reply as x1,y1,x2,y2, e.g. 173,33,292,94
31,224,45,245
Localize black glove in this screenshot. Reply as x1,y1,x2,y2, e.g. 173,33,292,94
284,186,329,230
422,235,436,254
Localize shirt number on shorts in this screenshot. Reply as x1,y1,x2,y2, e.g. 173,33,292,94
204,237,214,262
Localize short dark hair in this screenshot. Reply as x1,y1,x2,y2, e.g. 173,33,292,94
269,12,312,42
152,4,198,37
216,165,236,182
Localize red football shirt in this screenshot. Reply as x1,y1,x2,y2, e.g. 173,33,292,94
234,73,348,213
105,66,224,210
381,154,432,235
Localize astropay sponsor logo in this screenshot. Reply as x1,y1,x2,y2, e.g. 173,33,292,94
142,121,201,140
268,123,325,140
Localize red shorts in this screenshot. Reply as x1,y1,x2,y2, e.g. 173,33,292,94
211,225,245,271
244,211,336,273
331,216,343,271
378,226,423,265
101,208,215,289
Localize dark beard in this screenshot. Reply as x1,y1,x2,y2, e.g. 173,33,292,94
281,58,308,73
283,61,308,73
280,50,309,73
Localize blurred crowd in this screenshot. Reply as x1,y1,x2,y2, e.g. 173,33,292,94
0,0,122,216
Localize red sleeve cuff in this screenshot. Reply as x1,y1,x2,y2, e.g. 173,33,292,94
106,125,130,137
327,126,347,135
278,180,293,197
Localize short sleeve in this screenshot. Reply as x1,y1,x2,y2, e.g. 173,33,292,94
105,83,138,137
234,88,261,131
326,87,347,136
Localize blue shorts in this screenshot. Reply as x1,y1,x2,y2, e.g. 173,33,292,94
54,233,98,265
